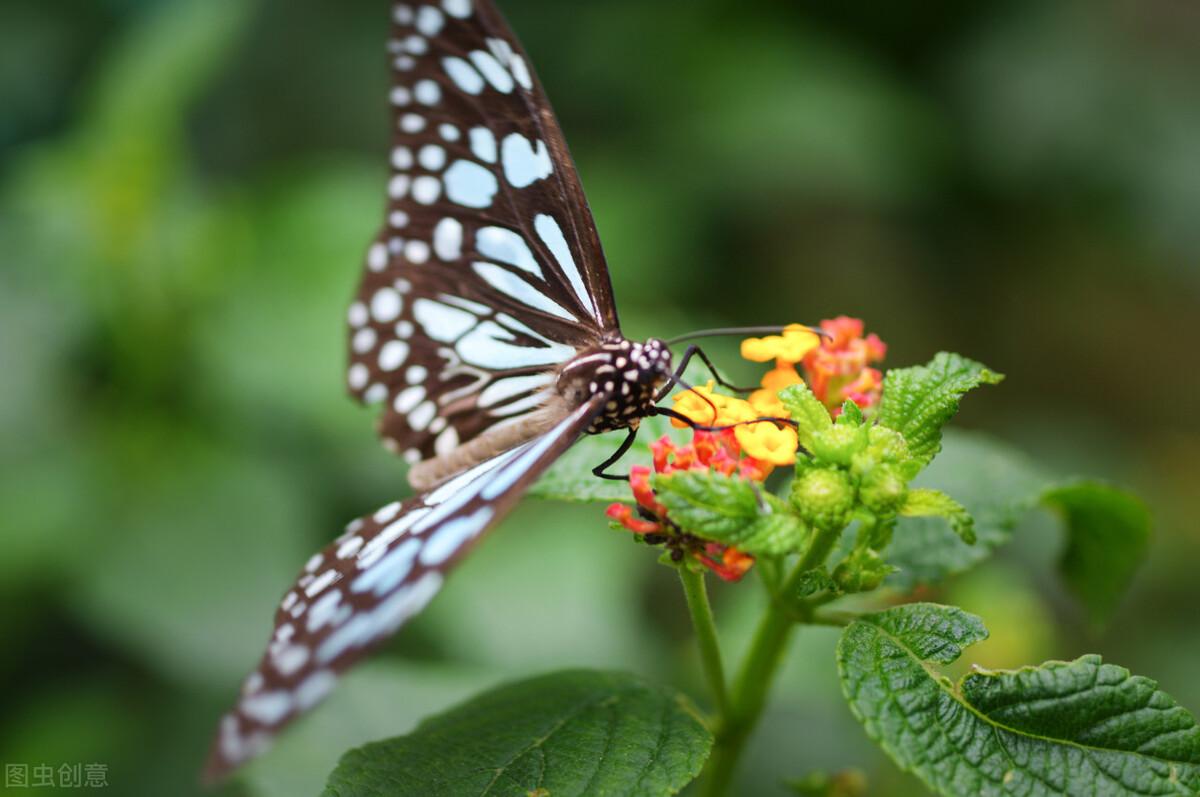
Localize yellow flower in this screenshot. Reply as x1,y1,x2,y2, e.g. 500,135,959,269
748,388,787,419
672,382,755,428
735,422,799,466
740,324,821,365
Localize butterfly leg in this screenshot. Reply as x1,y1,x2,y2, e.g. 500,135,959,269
655,344,757,402
591,426,639,481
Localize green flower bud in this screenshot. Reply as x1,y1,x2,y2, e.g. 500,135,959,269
833,548,893,593
866,426,909,464
859,463,908,515
810,424,868,467
791,468,855,530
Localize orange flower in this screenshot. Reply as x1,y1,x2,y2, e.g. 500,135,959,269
801,316,887,412
606,503,660,534
760,364,803,392
741,324,822,365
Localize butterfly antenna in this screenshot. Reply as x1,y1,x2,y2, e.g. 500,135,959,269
664,325,829,346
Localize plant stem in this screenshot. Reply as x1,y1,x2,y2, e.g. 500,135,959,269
678,567,731,719
701,525,842,797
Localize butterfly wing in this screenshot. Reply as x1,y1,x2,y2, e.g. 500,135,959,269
205,397,604,780
348,0,619,467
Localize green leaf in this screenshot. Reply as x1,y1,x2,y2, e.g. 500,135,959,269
654,470,806,555
886,432,1151,624
793,568,840,599
1043,482,1151,626
899,488,976,544
321,669,712,797
876,352,1004,467
838,603,1200,796
779,382,832,449
531,413,682,503
885,430,1049,589
837,399,864,427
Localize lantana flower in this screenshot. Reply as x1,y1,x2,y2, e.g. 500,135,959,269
605,429,765,581
740,323,823,365
802,316,886,412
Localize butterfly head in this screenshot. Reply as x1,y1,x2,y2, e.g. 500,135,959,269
556,338,671,433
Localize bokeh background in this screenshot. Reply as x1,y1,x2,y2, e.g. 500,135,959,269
2,0,1198,794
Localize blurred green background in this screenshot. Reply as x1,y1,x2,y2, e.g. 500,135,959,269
2,0,1198,794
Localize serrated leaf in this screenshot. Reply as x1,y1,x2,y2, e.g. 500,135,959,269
899,488,976,544
837,400,863,426
876,352,1003,467
779,382,832,450
838,603,1200,796
321,669,712,797
1043,481,1150,626
793,568,840,599
654,470,806,555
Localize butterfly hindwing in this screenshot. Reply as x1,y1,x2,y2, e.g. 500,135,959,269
347,0,619,466
205,397,604,779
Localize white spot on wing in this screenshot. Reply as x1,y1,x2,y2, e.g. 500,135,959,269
469,50,514,93
501,134,552,188
421,506,495,566
378,340,409,371
469,126,497,163
443,160,498,208
476,226,539,275
412,298,477,342
415,6,444,36
535,214,594,317
442,56,483,94
418,144,446,171
479,374,553,407
433,218,463,261
471,261,575,321
434,426,460,457
442,0,472,19
455,320,575,369
370,287,403,323
393,385,425,414
409,400,437,431
414,79,441,106
510,55,533,90
412,175,441,204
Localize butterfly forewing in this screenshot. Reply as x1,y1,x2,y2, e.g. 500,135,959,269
205,397,605,780
347,0,619,466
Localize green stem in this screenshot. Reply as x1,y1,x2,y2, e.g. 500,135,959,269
678,567,731,719
701,524,842,797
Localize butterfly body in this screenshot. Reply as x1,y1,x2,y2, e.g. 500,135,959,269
562,337,672,433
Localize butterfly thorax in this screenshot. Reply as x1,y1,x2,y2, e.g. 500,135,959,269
556,338,672,434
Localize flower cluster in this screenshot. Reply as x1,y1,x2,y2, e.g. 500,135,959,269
606,430,760,581
606,318,887,582
802,316,886,413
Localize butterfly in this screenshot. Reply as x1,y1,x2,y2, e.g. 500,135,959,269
205,0,762,779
